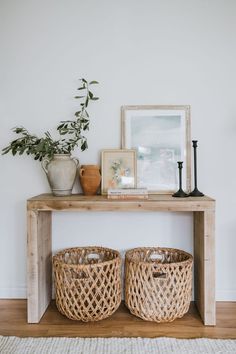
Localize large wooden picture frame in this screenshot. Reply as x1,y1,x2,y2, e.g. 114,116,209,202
121,105,191,194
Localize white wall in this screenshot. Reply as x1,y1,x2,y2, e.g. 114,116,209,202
0,0,236,300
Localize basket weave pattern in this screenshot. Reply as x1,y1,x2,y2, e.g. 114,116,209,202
53,247,122,322
125,247,193,323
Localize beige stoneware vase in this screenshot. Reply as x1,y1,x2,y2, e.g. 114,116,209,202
79,165,101,195
42,154,79,196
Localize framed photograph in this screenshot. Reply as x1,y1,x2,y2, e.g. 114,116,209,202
101,149,137,195
121,105,191,194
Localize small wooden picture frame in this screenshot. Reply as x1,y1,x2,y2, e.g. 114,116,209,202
101,149,137,195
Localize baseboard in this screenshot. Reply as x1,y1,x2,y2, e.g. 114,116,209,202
0,287,236,301
0,286,26,299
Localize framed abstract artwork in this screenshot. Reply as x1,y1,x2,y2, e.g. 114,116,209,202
121,105,191,194
101,149,137,195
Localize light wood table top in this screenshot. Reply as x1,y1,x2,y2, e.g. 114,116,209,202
27,193,215,212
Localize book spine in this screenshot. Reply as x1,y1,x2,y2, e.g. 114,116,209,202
108,190,148,196
107,195,148,200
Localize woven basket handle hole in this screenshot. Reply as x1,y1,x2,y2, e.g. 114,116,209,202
153,272,167,279
149,253,164,262
86,253,103,263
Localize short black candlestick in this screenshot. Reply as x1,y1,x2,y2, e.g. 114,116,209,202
172,161,189,198
189,140,204,197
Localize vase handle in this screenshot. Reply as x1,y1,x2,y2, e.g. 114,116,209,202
72,157,79,167
79,167,85,177
42,158,50,175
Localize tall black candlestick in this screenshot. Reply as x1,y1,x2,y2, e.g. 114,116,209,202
189,140,204,197
172,161,189,198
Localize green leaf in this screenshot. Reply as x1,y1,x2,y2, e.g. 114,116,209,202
14,127,24,134
2,146,11,154
89,81,99,85
91,97,99,100
74,96,85,99
81,140,88,151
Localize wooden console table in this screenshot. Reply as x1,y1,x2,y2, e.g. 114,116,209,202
27,194,215,325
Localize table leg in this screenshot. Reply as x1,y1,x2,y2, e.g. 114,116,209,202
27,210,52,323
194,210,216,325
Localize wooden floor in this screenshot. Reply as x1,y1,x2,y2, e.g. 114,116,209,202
0,300,236,338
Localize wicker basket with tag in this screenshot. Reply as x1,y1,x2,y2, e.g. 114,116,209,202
125,247,193,322
53,246,122,322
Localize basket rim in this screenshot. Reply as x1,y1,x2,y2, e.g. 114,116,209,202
53,246,121,269
125,247,193,266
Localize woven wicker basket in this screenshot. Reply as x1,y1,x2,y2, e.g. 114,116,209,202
53,246,122,322
125,247,193,323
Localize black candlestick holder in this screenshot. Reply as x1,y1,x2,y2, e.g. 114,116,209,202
172,161,189,198
189,140,204,197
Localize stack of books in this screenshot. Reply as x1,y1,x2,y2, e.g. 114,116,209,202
107,188,148,200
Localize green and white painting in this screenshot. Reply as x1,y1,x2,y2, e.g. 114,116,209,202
122,107,190,193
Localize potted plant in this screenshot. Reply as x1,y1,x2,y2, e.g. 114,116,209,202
2,78,99,195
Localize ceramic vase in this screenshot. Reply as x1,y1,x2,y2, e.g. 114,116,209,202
79,165,101,195
42,154,79,196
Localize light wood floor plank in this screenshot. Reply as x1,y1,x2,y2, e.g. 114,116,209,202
0,300,235,338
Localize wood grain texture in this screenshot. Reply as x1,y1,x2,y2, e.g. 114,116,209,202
27,194,215,212
27,210,52,323
204,210,216,325
194,211,216,326
0,300,235,338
